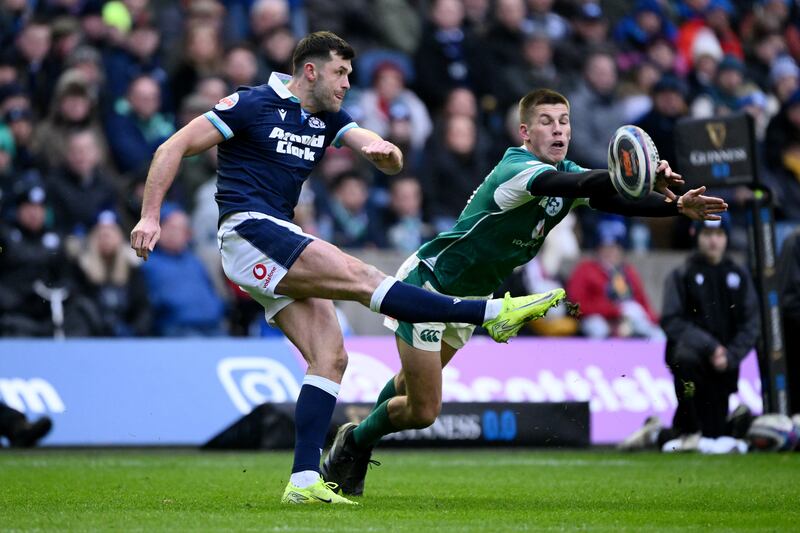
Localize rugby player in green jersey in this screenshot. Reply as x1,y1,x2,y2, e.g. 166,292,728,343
321,88,728,496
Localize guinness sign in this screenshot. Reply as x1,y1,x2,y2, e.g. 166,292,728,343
675,113,756,187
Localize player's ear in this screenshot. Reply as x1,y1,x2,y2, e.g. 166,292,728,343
519,123,530,141
303,62,317,81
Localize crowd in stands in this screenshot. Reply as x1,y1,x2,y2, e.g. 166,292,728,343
1,0,799,338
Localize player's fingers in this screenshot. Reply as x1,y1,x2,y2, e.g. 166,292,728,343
704,214,722,221
698,195,726,205
662,188,678,201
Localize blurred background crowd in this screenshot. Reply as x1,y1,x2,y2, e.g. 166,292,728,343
1,0,799,338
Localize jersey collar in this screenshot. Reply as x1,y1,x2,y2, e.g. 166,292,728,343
268,72,301,103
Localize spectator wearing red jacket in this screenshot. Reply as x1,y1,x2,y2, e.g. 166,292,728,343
567,218,663,339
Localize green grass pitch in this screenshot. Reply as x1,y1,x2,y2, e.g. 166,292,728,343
1,449,798,531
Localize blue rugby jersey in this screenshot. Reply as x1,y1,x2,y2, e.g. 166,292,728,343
203,72,358,223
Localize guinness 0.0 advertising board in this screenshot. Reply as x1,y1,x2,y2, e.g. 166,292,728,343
674,113,756,187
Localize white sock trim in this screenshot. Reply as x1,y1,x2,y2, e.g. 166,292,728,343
303,374,340,398
483,298,503,322
369,276,397,312
290,470,320,488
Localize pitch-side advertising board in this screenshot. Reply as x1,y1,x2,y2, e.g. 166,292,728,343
0,338,760,445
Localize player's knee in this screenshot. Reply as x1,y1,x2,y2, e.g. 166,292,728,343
325,345,348,379
408,400,441,429
311,344,348,380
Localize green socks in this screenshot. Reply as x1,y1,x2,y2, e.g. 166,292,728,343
352,400,396,449
374,376,397,408
351,376,400,449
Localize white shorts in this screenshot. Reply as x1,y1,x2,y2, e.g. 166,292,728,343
217,211,315,324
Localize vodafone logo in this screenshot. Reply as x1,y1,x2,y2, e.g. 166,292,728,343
253,263,268,279
253,263,277,288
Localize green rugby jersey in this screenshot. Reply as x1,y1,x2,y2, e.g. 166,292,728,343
417,146,589,296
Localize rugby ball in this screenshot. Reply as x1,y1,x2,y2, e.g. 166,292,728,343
746,413,799,451
607,125,660,201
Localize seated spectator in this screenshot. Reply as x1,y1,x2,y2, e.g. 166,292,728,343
614,0,677,70
414,0,492,112
0,403,52,448
317,171,386,249
105,74,175,174
31,70,105,171
222,44,259,90
9,19,59,115
685,27,723,100
356,60,432,159
566,218,662,339
763,90,800,224
169,23,223,109
486,0,530,68
258,26,296,76
526,0,569,43
4,104,34,173
46,128,117,238
140,203,226,337
555,2,610,80
566,50,626,169
75,210,151,336
691,54,754,117
0,181,102,337
420,113,491,231
499,29,563,109
382,175,434,253
103,23,169,106
635,75,690,168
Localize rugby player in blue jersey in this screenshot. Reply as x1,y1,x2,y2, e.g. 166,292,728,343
130,32,565,505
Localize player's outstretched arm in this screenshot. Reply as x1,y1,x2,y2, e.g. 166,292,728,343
589,185,727,220
130,116,224,260
341,127,403,175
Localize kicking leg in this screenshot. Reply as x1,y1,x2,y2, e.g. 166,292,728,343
276,240,565,341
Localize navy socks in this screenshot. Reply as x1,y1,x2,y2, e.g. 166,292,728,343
370,277,487,325
292,375,339,474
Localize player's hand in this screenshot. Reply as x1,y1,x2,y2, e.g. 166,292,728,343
677,186,728,221
711,345,729,372
654,160,684,201
130,216,161,261
361,140,401,166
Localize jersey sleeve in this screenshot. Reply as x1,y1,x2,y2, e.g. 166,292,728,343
492,158,556,210
203,88,262,140
328,108,359,148
561,159,592,208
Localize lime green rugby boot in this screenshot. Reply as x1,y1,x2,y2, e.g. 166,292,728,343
281,476,358,505
483,289,566,343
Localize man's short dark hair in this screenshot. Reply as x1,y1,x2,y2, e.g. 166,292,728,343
292,31,355,74
518,88,569,124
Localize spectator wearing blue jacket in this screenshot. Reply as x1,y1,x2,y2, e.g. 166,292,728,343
105,75,175,174
141,203,226,336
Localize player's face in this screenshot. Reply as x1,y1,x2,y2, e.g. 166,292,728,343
697,227,727,264
311,52,352,112
521,103,570,164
